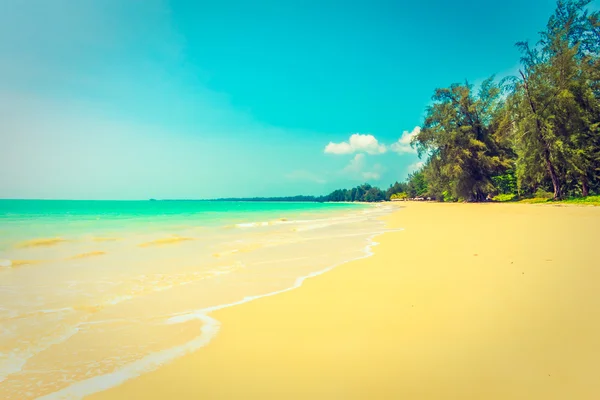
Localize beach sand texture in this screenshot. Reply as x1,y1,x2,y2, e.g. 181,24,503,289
87,202,600,399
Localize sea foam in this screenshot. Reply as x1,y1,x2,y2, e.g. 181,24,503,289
36,229,401,400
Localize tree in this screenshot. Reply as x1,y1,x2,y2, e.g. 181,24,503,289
491,171,518,195
364,187,385,202
412,78,509,201
507,0,600,198
390,192,408,200
321,183,387,203
406,170,428,198
386,181,408,200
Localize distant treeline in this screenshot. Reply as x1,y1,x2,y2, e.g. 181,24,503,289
403,0,600,202
191,2,599,205
211,195,325,202
208,181,429,203
211,184,389,203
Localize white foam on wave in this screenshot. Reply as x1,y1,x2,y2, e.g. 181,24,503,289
37,227,403,400
235,222,263,228
0,306,80,383
234,219,291,228
1,325,80,384
1,269,225,384
232,203,396,232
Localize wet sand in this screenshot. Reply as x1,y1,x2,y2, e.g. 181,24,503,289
87,202,600,399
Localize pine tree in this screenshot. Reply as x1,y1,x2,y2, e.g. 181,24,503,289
413,79,509,201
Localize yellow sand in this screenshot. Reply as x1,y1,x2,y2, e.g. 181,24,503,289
90,203,600,399
16,237,67,248
10,259,45,267
93,237,121,242
138,236,193,247
69,251,107,259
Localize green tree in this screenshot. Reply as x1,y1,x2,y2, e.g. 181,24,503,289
491,171,518,195
386,181,408,200
390,192,408,200
412,78,509,201
507,0,600,198
406,170,428,198
364,187,385,202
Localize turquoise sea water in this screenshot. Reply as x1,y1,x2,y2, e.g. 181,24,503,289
0,200,396,399
0,200,365,248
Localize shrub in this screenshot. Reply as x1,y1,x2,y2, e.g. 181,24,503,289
534,189,554,199
442,191,456,202
492,193,516,202
390,192,408,200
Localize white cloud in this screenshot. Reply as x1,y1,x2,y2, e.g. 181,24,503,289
362,171,381,180
407,161,424,174
343,153,365,172
324,141,353,154
390,126,421,154
325,133,386,155
285,170,326,184
342,154,383,181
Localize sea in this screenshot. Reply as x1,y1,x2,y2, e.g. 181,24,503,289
0,200,397,399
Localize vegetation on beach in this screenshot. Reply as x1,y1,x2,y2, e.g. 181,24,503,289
516,194,600,205
215,1,597,205
215,184,388,203
401,0,600,203
337,1,599,204
560,195,600,205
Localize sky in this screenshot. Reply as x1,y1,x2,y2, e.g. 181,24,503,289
0,0,582,199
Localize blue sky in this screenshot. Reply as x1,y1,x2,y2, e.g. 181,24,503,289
0,0,584,199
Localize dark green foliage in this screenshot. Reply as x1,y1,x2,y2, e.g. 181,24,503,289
212,195,326,202
492,193,517,202
212,183,388,203
491,171,518,195
385,181,408,200
406,0,599,201
217,2,598,204
406,171,428,198
506,0,600,199
364,187,386,202
325,184,386,203
412,78,510,201
212,183,387,203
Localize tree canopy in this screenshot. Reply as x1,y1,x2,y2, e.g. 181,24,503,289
214,1,599,204
407,0,599,201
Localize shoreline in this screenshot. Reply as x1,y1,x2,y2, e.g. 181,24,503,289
88,202,600,399
0,202,397,399
35,216,402,399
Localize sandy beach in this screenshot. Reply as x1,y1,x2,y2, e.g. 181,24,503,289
88,202,600,399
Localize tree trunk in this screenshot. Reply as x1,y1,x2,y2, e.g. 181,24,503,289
519,70,562,200
582,176,589,197
545,148,561,200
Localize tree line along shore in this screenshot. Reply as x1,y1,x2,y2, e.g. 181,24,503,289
203,1,599,205
404,0,599,204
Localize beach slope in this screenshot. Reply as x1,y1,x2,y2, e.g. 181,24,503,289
90,203,600,399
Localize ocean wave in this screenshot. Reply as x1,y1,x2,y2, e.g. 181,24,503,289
1,203,399,398
36,230,399,400
0,264,245,390
234,218,289,228
0,324,80,384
